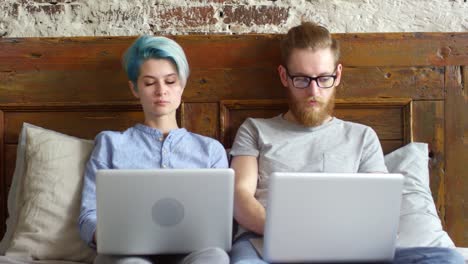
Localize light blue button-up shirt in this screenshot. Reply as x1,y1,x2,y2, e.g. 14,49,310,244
78,124,228,246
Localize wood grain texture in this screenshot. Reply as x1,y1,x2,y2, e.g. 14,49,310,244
3,107,144,143
0,110,4,237
412,100,445,225
0,33,467,245
181,102,219,140
445,66,468,246
1,34,463,104
4,145,16,194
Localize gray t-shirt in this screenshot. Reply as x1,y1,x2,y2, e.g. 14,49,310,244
230,115,388,207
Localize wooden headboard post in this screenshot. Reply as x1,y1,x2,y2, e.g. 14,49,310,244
0,33,467,246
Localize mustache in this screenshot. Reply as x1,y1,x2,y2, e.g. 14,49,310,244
305,97,325,104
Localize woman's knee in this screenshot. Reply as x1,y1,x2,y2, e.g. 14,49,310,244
181,247,229,264
93,254,153,264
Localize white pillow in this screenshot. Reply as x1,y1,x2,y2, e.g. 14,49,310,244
385,142,455,247
1,123,96,262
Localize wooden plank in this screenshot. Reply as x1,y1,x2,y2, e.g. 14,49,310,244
4,145,16,194
334,108,403,139
185,33,468,67
445,66,468,247
381,140,405,155
1,35,455,104
0,66,443,104
189,67,443,101
338,33,468,67
412,100,445,226
0,37,133,72
181,102,219,140
0,110,4,237
4,109,145,143
0,70,132,104
340,67,444,100
3,144,16,237
185,68,285,101
1,34,467,72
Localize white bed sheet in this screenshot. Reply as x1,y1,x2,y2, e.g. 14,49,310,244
456,247,468,264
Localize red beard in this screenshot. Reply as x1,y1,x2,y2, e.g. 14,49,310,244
287,89,335,127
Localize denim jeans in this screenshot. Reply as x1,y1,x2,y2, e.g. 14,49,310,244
94,247,229,264
230,232,464,264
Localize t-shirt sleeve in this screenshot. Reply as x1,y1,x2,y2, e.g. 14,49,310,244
358,127,388,173
229,118,260,157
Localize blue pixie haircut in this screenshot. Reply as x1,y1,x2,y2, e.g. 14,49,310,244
122,35,189,89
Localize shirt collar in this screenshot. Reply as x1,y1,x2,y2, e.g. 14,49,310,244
134,123,187,138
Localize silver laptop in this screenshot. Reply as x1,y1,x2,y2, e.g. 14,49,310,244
96,168,234,255
260,172,404,263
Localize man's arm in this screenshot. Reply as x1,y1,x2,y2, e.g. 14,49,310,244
231,155,266,235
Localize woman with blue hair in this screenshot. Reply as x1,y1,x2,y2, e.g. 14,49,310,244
78,35,230,264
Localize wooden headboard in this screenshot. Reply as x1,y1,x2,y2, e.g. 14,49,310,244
0,33,467,246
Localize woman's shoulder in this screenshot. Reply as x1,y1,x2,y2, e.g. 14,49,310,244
94,126,136,143
184,131,225,149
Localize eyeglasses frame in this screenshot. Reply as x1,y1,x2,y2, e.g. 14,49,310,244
284,65,338,89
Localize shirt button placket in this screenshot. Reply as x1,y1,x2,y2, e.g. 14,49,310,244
161,136,169,168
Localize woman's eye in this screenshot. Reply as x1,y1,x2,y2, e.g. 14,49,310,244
144,82,155,86
166,81,176,84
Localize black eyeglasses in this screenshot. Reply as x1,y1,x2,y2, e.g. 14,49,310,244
284,66,338,89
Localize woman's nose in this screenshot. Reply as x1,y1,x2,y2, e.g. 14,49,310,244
154,83,168,95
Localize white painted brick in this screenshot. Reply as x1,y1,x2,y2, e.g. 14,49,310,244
0,0,467,37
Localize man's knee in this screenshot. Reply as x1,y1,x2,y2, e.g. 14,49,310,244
396,247,465,264
436,247,465,263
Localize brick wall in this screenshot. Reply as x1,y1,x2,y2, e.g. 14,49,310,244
0,0,467,37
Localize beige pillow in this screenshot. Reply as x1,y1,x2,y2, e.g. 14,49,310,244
4,124,96,263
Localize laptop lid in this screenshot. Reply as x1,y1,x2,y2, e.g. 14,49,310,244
96,168,234,255
263,172,403,263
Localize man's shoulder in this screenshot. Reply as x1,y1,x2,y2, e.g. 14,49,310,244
243,115,283,128
337,118,373,132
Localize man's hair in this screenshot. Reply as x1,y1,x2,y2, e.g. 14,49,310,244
280,22,340,66
122,35,189,90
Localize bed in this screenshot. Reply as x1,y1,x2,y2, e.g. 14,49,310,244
0,33,467,263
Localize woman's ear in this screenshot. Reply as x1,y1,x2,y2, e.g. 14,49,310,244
129,81,139,98
278,65,289,88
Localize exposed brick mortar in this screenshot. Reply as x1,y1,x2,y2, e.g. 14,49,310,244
0,0,467,37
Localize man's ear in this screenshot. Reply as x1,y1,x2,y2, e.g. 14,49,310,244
129,81,139,98
278,65,289,88
334,63,343,87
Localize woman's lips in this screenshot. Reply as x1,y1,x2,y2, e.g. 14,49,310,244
154,100,169,105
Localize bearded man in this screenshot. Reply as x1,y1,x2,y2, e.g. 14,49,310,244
228,21,464,264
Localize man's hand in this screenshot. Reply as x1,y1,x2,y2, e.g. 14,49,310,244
231,155,266,235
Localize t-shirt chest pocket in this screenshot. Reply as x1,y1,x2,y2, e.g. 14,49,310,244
323,153,357,173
